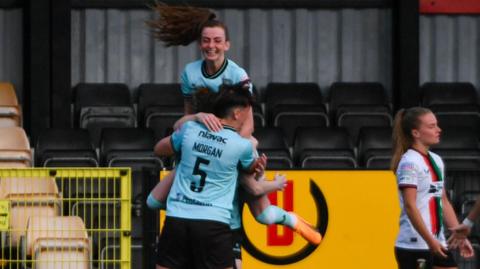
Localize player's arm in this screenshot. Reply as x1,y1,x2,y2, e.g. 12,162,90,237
240,154,286,196
442,190,475,257
450,196,480,240
401,187,448,258
153,136,174,157
173,111,222,132
241,172,286,197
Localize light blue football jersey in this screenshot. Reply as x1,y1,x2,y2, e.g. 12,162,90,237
180,59,252,97
166,121,256,224
230,149,259,230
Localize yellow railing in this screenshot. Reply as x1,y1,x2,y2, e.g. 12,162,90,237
0,168,131,269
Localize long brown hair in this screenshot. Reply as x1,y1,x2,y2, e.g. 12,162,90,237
390,107,432,171
147,2,229,47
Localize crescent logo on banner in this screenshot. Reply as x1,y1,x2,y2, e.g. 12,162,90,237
241,171,399,269
241,179,328,265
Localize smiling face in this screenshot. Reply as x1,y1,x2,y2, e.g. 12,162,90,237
411,112,441,147
199,26,230,64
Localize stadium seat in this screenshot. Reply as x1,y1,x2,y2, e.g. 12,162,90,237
0,177,61,247
0,127,31,167
421,82,480,135
357,127,392,169
421,82,479,109
73,83,136,146
293,127,356,169
265,83,328,145
329,82,390,115
137,83,184,139
430,127,480,170
253,127,293,169
0,82,21,127
329,82,392,142
99,128,163,169
24,216,90,269
35,128,98,167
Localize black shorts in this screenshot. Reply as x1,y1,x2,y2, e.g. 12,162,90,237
232,228,243,260
157,217,233,269
395,247,457,269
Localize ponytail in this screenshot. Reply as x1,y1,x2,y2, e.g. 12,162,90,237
391,109,408,171
147,2,225,47
390,107,432,171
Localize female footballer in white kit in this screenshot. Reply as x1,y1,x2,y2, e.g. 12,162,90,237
391,107,473,269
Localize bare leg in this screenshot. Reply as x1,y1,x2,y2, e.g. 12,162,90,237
235,259,242,269
244,191,322,245
246,193,270,217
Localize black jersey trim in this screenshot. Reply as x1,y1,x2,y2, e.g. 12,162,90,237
201,58,228,79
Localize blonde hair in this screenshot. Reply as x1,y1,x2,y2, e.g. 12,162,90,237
390,107,432,171
147,2,229,47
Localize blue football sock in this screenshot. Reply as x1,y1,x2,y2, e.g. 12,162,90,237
255,205,296,228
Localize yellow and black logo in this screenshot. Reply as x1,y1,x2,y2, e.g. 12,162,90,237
241,179,328,265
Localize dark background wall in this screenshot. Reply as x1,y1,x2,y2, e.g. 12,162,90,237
0,8,23,102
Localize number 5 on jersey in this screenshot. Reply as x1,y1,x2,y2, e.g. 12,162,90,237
191,157,210,192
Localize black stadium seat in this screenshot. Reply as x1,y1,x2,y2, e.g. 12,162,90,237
137,83,184,139
265,83,328,145
253,127,292,169
293,127,356,169
430,127,480,170
357,127,392,169
329,82,390,116
35,128,98,167
421,82,480,135
421,82,479,108
73,83,136,146
329,82,392,142
99,128,163,170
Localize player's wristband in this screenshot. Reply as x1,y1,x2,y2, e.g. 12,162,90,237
462,217,475,228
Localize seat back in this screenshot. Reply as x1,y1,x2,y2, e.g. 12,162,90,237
0,82,21,127
254,128,292,168
293,127,354,167
100,128,162,169
0,127,31,166
0,177,60,247
329,82,388,114
35,129,98,167
421,82,478,107
137,83,183,125
26,216,90,269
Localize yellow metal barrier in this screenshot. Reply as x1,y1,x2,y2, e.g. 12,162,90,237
0,168,131,269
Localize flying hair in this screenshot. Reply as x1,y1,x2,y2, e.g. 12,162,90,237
146,2,222,47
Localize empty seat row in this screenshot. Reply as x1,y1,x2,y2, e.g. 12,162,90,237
254,127,392,169
34,124,480,171
35,128,162,169
72,82,393,147
255,125,480,170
